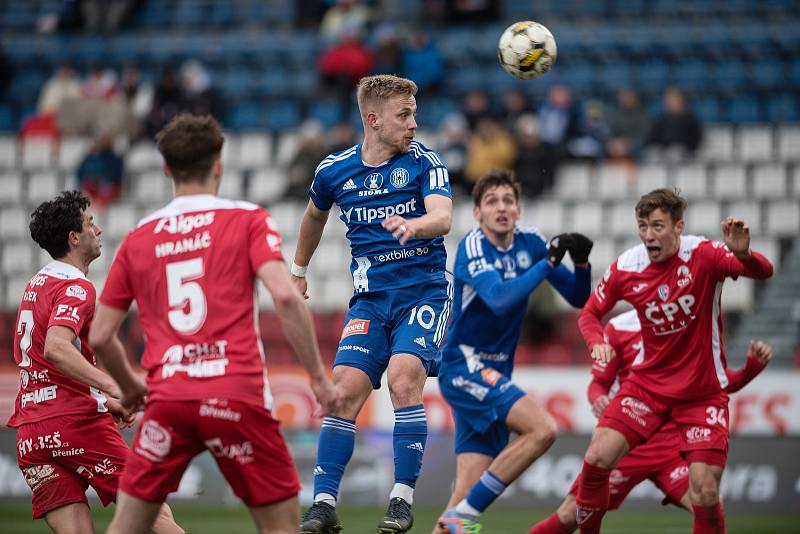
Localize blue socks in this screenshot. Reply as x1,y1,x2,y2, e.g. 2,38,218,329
313,416,356,503
392,404,427,491
459,470,508,515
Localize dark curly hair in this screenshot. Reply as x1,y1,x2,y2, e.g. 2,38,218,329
29,191,91,260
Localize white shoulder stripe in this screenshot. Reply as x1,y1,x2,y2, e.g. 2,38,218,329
409,142,444,167
465,229,484,259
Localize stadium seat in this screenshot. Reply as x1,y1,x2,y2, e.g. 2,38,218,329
553,163,592,200
0,136,16,168
27,171,61,205
713,163,747,199
569,202,603,237
523,200,564,238
595,164,631,199
266,101,301,132
776,126,800,161
699,126,735,161
248,167,288,205
750,237,778,267
264,201,303,238
751,164,787,199
726,200,762,235
21,138,54,170
275,132,299,167
635,164,669,195
218,169,243,199
0,172,23,204
127,142,163,172
727,97,762,124
453,202,476,238
685,200,721,236
767,94,799,123
765,200,800,236
103,203,139,240
238,133,273,169
721,277,754,311
58,137,92,172
4,276,31,310
672,163,708,198
737,126,774,161
132,170,172,205
609,201,635,237
0,206,28,240
2,242,34,275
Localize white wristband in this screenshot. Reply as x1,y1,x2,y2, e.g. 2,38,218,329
290,262,308,277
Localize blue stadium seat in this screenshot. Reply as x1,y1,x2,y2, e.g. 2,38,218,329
226,102,267,131
219,70,255,101
636,61,670,93
74,35,109,67
767,94,799,122
255,70,292,99
174,0,205,28
750,60,784,90
266,101,301,131
309,100,344,128
286,69,319,99
727,97,762,123
0,105,17,132
693,96,722,123
598,63,632,91
712,60,747,91
673,60,708,92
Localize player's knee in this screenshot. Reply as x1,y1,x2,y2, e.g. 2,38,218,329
388,378,423,407
584,443,614,469
535,416,558,449
690,478,720,506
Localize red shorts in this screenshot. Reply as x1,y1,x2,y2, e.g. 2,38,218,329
16,413,129,519
120,399,300,507
599,381,729,466
570,424,689,509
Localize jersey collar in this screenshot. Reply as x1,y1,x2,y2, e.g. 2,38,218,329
40,260,88,280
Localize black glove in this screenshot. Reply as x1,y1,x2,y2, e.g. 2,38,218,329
547,233,574,267
569,233,594,264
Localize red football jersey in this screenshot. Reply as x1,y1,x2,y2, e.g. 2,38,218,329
100,195,283,409
589,309,643,402
7,261,108,428
580,236,772,400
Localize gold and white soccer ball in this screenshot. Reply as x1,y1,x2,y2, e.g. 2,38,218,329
497,20,557,80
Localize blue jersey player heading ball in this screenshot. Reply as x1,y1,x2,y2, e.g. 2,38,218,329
434,170,593,534
293,75,453,534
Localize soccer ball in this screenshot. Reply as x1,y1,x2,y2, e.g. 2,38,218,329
497,21,557,80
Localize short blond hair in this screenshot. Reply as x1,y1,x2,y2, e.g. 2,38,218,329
356,75,418,121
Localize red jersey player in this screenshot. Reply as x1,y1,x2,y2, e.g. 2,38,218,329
529,309,772,533
573,188,772,534
88,114,339,534
7,191,181,533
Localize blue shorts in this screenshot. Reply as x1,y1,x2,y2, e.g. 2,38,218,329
335,279,451,389
438,357,526,457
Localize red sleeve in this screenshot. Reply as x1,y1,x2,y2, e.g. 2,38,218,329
587,323,622,404
578,262,623,352
708,242,773,282
248,208,284,273
725,356,767,393
100,238,135,311
49,280,96,336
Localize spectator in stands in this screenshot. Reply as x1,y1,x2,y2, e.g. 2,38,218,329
372,22,402,75
328,120,358,153
500,89,532,132
146,66,183,139
318,30,374,107
79,0,137,33
538,84,581,163
464,118,517,188
179,59,222,121
287,120,329,200
82,64,118,99
400,30,444,93
320,0,371,43
606,88,651,161
58,64,127,137
37,65,82,115
77,133,124,208
438,112,469,193
120,65,154,140
463,90,492,130
513,114,552,198
646,87,703,157
569,100,609,161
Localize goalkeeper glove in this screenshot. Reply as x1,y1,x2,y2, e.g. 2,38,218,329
569,233,594,264
547,233,574,267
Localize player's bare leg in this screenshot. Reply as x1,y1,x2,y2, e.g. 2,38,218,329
437,395,557,533
574,427,629,533
250,495,301,534
377,354,428,533
679,491,694,513
43,502,95,534
688,462,725,533
150,503,185,534
107,490,163,534
431,453,492,534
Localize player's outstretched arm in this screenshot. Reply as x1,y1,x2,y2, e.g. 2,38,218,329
45,325,121,398
382,194,452,245
258,260,338,415
292,200,330,297
720,216,773,279
726,340,772,393
577,266,622,364
89,304,148,411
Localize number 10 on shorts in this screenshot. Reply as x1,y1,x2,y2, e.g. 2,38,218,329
408,305,436,329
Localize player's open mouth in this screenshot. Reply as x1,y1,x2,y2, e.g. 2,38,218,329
646,245,660,253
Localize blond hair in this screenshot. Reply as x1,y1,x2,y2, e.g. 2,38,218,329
356,75,418,121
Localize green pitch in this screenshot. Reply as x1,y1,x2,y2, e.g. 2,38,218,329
0,503,797,533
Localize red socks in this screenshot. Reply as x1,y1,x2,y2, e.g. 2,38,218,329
528,512,573,534
575,461,611,534
693,503,726,534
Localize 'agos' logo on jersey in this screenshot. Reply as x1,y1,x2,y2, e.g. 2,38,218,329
154,212,215,234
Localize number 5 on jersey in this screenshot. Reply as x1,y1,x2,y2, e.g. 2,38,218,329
166,258,207,334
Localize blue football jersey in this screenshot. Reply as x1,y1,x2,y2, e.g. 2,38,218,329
309,141,451,294
442,226,591,377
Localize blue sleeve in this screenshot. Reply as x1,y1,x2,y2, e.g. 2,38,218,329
419,148,452,199
547,264,592,308
308,166,334,211
455,236,554,316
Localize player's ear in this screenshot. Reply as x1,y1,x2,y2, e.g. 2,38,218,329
473,205,481,222
162,162,173,178
675,219,685,233
366,110,379,129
